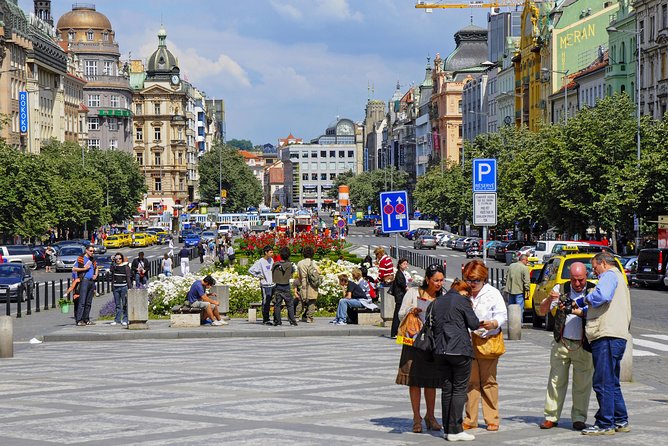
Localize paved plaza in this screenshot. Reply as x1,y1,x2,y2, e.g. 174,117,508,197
2,327,668,445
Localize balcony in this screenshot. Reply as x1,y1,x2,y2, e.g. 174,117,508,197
85,75,131,90
68,41,121,56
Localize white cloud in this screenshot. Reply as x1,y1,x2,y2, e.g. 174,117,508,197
269,0,363,23
269,1,303,20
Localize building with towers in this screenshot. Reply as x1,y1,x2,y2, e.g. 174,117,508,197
56,3,133,152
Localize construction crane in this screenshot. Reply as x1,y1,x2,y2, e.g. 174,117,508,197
415,0,524,10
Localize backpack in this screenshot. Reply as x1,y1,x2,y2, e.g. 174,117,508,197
306,260,322,289
272,261,293,285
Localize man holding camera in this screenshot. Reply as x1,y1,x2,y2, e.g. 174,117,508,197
538,262,594,431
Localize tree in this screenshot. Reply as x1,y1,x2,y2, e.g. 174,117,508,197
414,161,469,230
198,143,262,212
328,169,355,199
348,168,409,214
227,139,253,151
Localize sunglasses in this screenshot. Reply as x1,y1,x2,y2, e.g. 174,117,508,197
427,264,444,274
464,279,483,284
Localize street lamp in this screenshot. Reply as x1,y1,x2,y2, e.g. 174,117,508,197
541,68,570,123
499,91,524,128
608,25,642,251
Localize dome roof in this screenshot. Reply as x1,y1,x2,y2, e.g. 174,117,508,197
444,23,488,72
56,5,112,31
146,27,179,75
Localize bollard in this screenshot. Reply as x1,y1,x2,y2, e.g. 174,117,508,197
27,283,32,315
35,283,40,313
16,284,22,318
127,288,149,330
620,334,633,382
239,257,249,266
0,316,13,358
507,304,522,340
378,287,394,328
211,284,230,320
51,281,56,308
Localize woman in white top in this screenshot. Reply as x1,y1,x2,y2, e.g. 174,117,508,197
395,264,445,434
462,259,508,432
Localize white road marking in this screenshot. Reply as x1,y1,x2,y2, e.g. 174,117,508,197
633,349,658,357
642,334,668,342
633,338,668,352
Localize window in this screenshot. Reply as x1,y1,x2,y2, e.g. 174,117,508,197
103,61,114,76
330,150,335,157
110,95,119,108
458,100,462,113
321,150,327,157
136,153,143,165
320,173,327,180
154,102,161,115
178,152,183,165
87,94,100,107
136,126,143,141
87,139,100,149
311,173,317,180
155,178,162,192
329,173,336,180
154,153,161,165
109,139,118,150
102,32,108,42
301,151,308,158
154,127,161,141
347,150,354,157
88,117,99,131
640,20,645,44
135,103,142,115
179,178,185,191
108,117,118,131
68,31,75,41
84,60,97,77
651,16,656,42
458,125,463,137
87,30,94,41
302,173,308,181
311,151,317,158
664,4,668,29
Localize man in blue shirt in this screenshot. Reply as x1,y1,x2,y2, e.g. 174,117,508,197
186,275,226,326
72,246,99,326
574,252,632,436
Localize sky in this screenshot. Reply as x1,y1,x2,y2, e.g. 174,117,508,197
22,0,489,145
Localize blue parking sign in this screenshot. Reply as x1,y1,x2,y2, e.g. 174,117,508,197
379,190,409,233
472,158,497,192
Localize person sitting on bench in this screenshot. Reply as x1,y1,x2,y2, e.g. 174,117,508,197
186,275,227,326
331,273,367,325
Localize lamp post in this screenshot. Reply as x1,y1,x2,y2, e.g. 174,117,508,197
499,91,524,128
607,25,642,251
541,68,570,123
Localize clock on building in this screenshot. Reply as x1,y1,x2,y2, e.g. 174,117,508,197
170,74,180,86
338,122,353,135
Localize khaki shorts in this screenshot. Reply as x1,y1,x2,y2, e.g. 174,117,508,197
191,300,211,309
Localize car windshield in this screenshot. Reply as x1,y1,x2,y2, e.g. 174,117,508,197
97,256,112,263
560,257,623,280
60,247,83,256
0,265,22,277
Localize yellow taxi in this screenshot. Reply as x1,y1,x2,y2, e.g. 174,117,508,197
146,232,157,245
118,233,132,247
526,256,544,311
103,235,125,249
531,247,626,330
131,233,150,247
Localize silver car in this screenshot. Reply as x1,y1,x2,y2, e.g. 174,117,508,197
55,245,85,272
414,235,437,250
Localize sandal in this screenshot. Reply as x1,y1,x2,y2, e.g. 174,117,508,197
413,416,423,433
425,415,442,431
486,423,499,431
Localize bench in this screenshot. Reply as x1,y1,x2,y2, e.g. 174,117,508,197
170,304,205,327
248,301,262,322
347,305,382,326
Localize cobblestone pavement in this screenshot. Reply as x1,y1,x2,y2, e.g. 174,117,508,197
2,329,667,445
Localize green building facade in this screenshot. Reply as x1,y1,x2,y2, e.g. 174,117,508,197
605,1,637,101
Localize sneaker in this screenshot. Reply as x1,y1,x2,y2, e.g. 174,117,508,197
615,422,631,433
76,321,86,327
212,320,225,326
582,425,615,436
263,321,273,326
121,322,128,326
329,319,337,324
110,321,118,326
85,321,95,325
446,431,475,441
335,320,347,325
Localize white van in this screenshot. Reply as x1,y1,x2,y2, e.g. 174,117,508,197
409,220,438,231
534,240,589,262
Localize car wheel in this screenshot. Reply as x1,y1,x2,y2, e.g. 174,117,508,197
532,302,543,329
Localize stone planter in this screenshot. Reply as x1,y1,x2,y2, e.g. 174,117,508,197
128,288,149,330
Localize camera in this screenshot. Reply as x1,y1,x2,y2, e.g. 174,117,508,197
560,294,574,315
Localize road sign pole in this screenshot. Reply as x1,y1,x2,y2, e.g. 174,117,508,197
483,226,488,265
395,233,399,263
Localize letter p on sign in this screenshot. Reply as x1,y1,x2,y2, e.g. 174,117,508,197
472,159,497,192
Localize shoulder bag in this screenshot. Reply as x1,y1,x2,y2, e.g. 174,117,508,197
412,302,435,353
472,330,505,359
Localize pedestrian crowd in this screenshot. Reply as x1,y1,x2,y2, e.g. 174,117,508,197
394,252,632,441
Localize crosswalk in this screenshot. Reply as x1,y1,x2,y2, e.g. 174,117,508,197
633,334,668,356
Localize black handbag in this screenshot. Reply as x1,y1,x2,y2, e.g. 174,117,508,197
412,302,435,353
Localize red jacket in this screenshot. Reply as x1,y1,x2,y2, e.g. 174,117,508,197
377,255,394,280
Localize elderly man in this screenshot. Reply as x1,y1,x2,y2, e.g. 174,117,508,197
538,262,594,431
574,252,632,436
505,254,530,319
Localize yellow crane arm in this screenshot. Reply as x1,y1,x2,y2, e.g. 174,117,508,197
415,1,523,9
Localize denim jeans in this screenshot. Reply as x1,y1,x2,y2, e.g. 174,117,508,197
112,285,128,323
76,278,95,323
508,293,524,312
336,298,364,322
590,337,628,429
135,273,147,288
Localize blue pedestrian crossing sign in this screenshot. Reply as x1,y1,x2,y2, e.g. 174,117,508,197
380,190,409,233
472,158,497,192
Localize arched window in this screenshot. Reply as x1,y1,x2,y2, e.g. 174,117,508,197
621,84,626,94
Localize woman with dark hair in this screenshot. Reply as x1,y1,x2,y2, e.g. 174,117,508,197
390,258,411,338
431,279,479,441
395,264,445,434
462,259,507,433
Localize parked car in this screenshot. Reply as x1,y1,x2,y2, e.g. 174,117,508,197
355,219,373,227
466,245,483,258
494,240,526,263
0,245,37,269
404,229,418,240
95,255,113,279
55,245,85,272
448,237,464,249
488,241,507,259
621,256,638,285
454,237,475,251
635,248,668,287
132,233,151,247
179,230,195,243
414,235,437,250
0,263,34,302
200,231,217,242
104,235,127,249
463,237,481,251
184,232,202,247
373,224,390,237
90,243,106,254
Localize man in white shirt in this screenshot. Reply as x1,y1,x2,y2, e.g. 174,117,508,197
538,262,594,431
248,245,275,325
